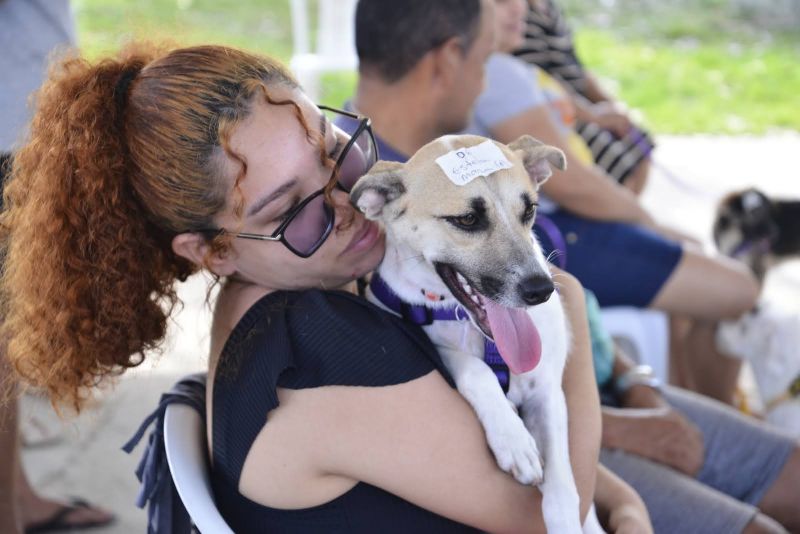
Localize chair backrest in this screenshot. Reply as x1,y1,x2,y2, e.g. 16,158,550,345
163,403,234,534
289,0,358,61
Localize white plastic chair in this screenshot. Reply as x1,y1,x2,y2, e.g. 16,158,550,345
600,307,669,382
163,403,234,534
289,0,359,100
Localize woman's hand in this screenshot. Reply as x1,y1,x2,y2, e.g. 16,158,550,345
589,102,633,139
595,464,653,534
607,502,654,534
602,406,705,476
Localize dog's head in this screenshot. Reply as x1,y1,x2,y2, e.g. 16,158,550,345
351,134,565,337
714,188,778,256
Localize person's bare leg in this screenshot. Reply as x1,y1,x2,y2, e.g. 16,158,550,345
0,389,22,534
650,248,758,402
2,359,113,530
668,314,693,389
683,320,742,404
16,426,115,530
756,445,800,532
650,248,759,321
742,513,788,534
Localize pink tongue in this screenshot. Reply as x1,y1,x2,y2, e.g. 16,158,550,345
483,299,542,374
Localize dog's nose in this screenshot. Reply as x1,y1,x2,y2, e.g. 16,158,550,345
518,276,554,306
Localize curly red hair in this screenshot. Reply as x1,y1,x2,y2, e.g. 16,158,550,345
0,43,308,410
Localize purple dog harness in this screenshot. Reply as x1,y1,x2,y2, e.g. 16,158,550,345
369,273,512,392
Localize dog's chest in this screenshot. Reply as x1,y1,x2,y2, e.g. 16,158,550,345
421,295,569,395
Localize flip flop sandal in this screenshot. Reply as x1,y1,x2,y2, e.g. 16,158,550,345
24,498,115,533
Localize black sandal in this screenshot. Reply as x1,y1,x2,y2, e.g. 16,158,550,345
24,498,115,533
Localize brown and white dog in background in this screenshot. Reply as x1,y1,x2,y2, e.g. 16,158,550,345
713,187,800,281
715,188,800,436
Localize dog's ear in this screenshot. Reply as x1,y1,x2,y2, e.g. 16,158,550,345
508,135,566,186
350,160,407,220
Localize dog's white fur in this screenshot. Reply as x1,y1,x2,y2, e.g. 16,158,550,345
352,135,600,533
718,304,800,436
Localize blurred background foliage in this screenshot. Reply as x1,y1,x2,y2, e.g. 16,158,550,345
72,0,800,134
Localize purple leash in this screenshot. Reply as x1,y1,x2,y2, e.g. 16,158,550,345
369,273,511,392
534,214,568,270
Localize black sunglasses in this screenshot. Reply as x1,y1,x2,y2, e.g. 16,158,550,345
202,105,378,258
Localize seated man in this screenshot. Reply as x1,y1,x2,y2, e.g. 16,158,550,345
346,0,800,532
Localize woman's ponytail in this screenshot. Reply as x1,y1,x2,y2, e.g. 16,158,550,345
1,43,299,411
0,46,193,410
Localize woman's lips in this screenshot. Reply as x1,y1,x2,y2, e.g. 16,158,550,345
341,220,380,256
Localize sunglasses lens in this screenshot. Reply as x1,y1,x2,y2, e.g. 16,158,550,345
284,193,333,255
335,124,377,192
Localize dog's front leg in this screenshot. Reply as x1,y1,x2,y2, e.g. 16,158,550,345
438,347,543,485
521,382,583,534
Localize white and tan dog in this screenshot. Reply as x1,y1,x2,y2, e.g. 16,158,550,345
351,134,596,533
718,304,800,437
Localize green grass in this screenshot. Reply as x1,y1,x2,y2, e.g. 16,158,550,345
73,0,294,60
72,0,799,134
575,30,800,134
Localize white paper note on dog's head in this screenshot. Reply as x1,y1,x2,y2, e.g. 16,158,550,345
435,140,513,186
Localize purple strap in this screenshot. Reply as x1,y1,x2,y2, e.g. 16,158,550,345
731,237,773,259
534,214,568,270
369,273,510,392
369,273,463,324
626,126,656,159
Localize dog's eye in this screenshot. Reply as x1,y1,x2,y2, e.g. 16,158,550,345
455,214,477,227
444,212,486,232
522,203,537,224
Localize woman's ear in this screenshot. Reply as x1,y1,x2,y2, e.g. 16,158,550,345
172,232,237,277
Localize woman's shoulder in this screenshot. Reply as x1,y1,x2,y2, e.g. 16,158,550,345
474,54,546,129
485,53,539,83
218,288,452,391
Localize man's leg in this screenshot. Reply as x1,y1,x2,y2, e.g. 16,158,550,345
756,446,800,532
664,386,798,532
0,379,21,534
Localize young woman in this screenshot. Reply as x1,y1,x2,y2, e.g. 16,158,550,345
0,43,604,533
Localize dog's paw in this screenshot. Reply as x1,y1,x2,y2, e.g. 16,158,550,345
486,418,543,485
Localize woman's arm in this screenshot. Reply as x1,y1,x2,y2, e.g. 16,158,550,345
579,72,616,105
594,464,653,534
242,270,601,532
554,266,602,521
249,372,549,533
490,105,654,226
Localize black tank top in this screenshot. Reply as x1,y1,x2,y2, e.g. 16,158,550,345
211,289,479,533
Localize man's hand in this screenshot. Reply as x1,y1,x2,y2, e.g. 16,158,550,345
603,406,705,476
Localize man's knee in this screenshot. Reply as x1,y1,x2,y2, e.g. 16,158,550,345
728,268,760,318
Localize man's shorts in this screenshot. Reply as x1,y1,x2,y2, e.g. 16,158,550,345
534,209,683,307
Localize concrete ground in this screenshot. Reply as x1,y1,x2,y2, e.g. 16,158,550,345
19,133,800,533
